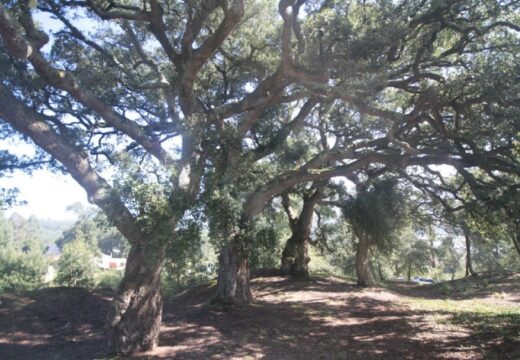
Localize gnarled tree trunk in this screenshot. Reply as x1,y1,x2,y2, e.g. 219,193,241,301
355,233,374,287
213,241,252,305
512,223,520,256
107,242,166,355
281,233,310,278
280,187,322,278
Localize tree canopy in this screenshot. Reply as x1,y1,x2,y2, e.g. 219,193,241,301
1,0,519,355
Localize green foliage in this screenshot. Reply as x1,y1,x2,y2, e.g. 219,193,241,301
94,269,123,291
56,216,98,250
0,211,48,292
8,213,45,253
0,246,47,292
163,219,218,295
56,203,129,256
56,240,97,288
343,179,408,250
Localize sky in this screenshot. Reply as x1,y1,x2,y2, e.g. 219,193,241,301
0,170,88,221
0,137,88,221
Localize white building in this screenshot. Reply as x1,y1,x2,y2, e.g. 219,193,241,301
96,253,126,271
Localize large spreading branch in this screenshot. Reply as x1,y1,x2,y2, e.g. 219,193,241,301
0,5,173,166
0,84,142,244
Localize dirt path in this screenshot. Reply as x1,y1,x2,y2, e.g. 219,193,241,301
0,275,518,359
145,277,483,360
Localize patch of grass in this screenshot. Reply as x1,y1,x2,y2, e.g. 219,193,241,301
94,269,123,291
404,297,520,344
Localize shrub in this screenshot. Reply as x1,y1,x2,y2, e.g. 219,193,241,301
0,247,47,292
95,269,123,291
56,240,97,287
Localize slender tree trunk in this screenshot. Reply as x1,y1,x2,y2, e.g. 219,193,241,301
213,241,252,305
355,233,374,287
407,263,412,282
377,261,385,281
464,230,478,278
107,242,166,355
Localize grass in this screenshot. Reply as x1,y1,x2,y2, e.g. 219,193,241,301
404,297,520,344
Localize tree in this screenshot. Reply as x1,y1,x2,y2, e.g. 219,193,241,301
279,184,324,278
342,179,408,286
1,0,520,354
57,203,130,256
56,239,97,287
0,211,48,291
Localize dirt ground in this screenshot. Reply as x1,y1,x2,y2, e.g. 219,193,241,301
0,274,519,360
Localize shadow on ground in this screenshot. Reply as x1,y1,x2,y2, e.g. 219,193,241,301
388,272,520,302
138,276,515,359
1,275,518,359
0,287,110,360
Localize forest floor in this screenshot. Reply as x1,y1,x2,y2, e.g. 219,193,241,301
0,273,519,360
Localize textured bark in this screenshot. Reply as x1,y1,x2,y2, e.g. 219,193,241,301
107,243,166,355
280,188,323,278
214,243,252,305
377,261,385,281
513,224,520,256
280,235,310,278
356,234,374,287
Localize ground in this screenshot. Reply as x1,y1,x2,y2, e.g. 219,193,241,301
0,273,519,359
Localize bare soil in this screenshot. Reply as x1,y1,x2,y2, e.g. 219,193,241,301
0,274,519,360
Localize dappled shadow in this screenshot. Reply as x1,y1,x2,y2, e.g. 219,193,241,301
388,273,520,303
1,275,518,359
138,276,492,359
0,287,111,360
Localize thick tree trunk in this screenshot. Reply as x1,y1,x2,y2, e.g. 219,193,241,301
512,224,520,256
464,230,478,278
213,242,252,305
280,239,295,275
356,234,374,287
280,235,310,278
279,188,321,278
107,243,166,355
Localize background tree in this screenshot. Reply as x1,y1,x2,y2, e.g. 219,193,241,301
342,179,408,286
0,211,48,291
279,183,325,278
56,239,97,287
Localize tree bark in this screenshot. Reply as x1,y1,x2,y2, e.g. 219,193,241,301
279,188,323,278
464,231,478,278
213,242,252,305
280,234,310,278
355,233,374,287
107,242,166,355
377,261,385,281
512,223,520,256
